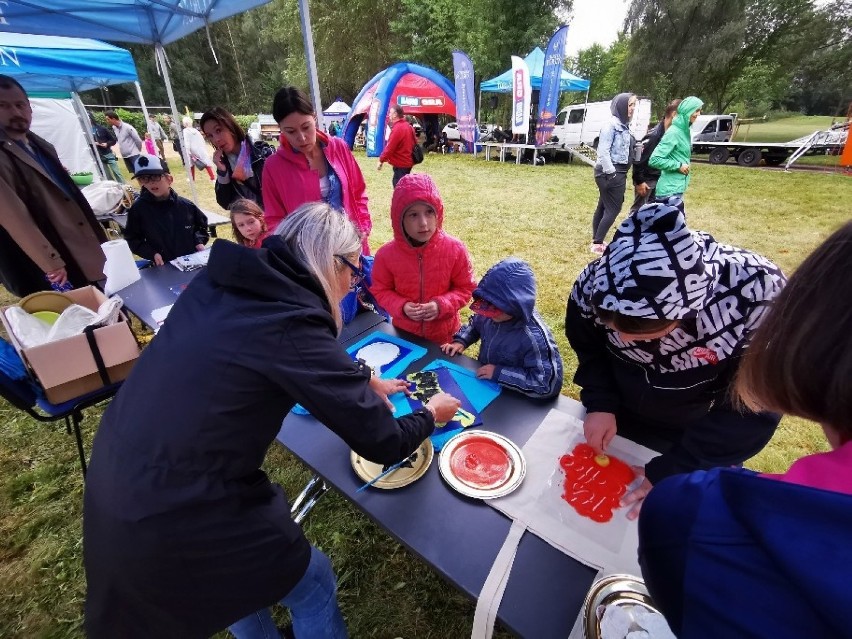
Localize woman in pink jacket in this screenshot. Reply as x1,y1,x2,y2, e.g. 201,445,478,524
371,174,476,345
262,86,372,254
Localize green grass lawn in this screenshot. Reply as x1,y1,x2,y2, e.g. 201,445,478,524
1,146,850,638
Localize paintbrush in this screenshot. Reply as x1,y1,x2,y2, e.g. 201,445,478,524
356,452,418,493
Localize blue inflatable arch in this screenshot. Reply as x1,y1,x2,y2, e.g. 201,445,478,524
343,62,456,157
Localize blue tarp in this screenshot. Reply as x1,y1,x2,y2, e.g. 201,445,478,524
0,32,137,93
0,1,271,45
480,47,590,93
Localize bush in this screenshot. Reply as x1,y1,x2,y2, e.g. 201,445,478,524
234,114,257,132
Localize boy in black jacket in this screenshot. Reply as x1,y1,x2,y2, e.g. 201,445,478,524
630,99,680,214
125,154,209,266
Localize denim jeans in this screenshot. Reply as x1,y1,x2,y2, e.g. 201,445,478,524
100,152,125,183
228,546,348,639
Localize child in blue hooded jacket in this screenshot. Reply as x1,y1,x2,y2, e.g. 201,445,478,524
441,258,563,399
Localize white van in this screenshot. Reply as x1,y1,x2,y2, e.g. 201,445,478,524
550,98,652,148
691,114,736,143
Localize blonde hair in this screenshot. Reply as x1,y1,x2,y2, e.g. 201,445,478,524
229,198,267,246
274,202,361,331
182,116,193,127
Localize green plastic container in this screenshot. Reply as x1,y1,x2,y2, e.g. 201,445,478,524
71,172,94,186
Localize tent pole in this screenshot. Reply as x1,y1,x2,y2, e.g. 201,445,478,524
155,43,199,207
297,0,324,131
135,81,152,132
72,90,107,180
578,87,589,145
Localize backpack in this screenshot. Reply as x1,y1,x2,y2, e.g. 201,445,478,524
411,125,424,165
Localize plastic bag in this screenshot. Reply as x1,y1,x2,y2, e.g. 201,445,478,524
5,297,124,348
231,139,255,182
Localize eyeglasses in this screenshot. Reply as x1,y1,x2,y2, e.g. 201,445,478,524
137,174,165,184
335,254,365,290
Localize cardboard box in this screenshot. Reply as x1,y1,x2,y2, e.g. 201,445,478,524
1,286,140,404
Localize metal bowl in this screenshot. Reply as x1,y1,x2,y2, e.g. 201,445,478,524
583,573,660,638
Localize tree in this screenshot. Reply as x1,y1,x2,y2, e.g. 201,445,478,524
569,34,630,102
622,0,817,114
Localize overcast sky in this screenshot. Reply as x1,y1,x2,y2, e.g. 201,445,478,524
564,0,630,56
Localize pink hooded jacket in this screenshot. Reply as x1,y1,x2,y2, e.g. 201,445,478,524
371,174,476,344
261,131,372,253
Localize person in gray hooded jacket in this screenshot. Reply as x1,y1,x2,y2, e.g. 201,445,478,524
566,197,786,518
589,92,636,254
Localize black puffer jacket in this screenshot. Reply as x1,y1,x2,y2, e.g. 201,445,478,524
124,187,209,261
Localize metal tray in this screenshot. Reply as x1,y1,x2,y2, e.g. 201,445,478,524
438,430,526,499
583,573,661,638
351,438,434,490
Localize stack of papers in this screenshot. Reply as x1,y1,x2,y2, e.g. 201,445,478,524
170,248,210,272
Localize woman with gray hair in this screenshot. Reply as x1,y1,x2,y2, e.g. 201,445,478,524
83,202,461,639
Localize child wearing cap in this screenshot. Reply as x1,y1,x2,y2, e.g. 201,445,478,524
565,199,786,518
124,154,209,266
441,258,564,399
371,174,476,345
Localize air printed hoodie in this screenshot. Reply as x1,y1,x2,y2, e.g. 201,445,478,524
454,258,563,399
648,96,703,197
371,174,476,345
565,199,786,482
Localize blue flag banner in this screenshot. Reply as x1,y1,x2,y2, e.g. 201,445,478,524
536,25,570,146
452,50,478,144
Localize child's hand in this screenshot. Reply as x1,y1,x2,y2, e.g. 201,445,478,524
476,364,496,380
403,302,421,321
212,149,227,172
583,411,618,454
420,301,439,321
153,253,164,266
195,244,206,252
441,342,465,356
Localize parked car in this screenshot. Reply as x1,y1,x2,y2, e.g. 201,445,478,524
442,121,461,141
550,99,652,148
247,121,261,144
691,114,736,143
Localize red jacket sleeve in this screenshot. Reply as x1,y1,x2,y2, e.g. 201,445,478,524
261,155,288,231
432,239,476,320
370,245,410,319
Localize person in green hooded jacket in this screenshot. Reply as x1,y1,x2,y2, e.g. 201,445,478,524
648,96,703,198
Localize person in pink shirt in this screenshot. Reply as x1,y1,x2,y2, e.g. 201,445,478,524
638,220,852,638
261,86,372,254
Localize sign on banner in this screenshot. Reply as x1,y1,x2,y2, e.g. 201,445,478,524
536,25,570,146
452,50,477,144
511,55,531,137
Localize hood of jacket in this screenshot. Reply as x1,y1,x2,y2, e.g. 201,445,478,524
473,257,536,323
206,235,334,329
591,198,719,320
672,96,704,136
610,93,635,125
390,173,445,246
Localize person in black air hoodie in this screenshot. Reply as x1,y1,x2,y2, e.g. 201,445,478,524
124,154,209,266
629,99,680,214
565,197,786,519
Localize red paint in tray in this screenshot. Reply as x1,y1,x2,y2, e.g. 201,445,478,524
450,436,512,489
559,443,635,523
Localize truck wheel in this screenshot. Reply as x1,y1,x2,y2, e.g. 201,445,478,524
737,149,762,167
708,148,730,164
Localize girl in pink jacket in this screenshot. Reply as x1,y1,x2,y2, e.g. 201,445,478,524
261,86,372,254
371,174,476,344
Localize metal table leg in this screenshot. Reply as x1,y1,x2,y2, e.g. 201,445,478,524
291,473,329,524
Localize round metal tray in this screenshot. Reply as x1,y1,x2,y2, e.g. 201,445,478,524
351,438,434,490
438,430,526,499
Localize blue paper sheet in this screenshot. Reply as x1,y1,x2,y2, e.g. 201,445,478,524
291,332,427,415
390,360,502,450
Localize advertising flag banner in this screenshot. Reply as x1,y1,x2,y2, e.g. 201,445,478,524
511,55,531,136
452,50,477,144
536,25,570,146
